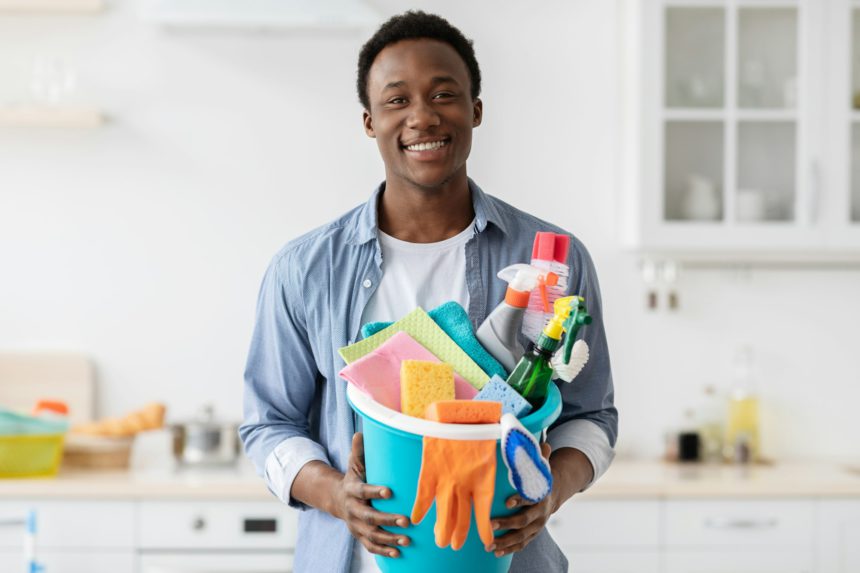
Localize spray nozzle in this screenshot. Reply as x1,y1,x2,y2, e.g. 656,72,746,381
560,297,591,364
540,295,592,360
498,264,558,310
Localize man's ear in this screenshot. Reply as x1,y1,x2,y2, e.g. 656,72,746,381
472,98,483,128
363,110,376,138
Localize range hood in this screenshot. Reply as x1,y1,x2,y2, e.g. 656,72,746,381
143,0,381,30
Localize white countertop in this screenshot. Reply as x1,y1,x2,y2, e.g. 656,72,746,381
0,465,273,500
2,460,859,500
579,459,860,499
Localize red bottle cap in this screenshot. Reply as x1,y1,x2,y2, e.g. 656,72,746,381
532,232,570,264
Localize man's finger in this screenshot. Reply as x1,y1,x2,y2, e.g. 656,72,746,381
361,536,401,558
368,526,410,548
350,433,366,476
346,480,393,501
492,504,541,532
347,499,410,528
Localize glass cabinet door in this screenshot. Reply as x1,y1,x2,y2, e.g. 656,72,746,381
662,2,799,227
852,6,860,223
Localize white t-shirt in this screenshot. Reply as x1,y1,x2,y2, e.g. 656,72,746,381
350,219,475,573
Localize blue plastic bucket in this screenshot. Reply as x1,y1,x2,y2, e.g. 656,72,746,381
347,383,562,573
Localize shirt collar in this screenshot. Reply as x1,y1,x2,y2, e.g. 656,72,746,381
346,178,509,246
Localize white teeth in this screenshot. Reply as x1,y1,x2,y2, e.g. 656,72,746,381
405,139,448,151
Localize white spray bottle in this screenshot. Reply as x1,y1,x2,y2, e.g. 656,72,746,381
477,264,558,373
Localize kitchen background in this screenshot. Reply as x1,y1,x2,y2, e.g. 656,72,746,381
2,1,860,571
3,0,859,461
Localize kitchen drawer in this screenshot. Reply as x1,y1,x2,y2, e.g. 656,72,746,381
0,500,134,549
564,550,660,573
665,499,815,548
664,549,814,573
547,500,660,548
0,550,135,573
138,500,298,550
139,551,293,573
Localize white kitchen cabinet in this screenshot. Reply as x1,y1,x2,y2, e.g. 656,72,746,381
138,500,297,550
0,550,135,573
138,552,293,573
138,500,297,573
620,0,860,259
664,550,813,573
664,499,815,573
816,499,860,573
547,500,661,573
565,551,661,573
0,500,135,549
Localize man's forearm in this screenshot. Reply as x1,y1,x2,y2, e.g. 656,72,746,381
547,447,594,513
291,460,345,518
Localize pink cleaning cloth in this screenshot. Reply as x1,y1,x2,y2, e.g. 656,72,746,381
339,331,477,411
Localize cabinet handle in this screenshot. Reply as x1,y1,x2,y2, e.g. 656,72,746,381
704,517,778,530
191,516,206,531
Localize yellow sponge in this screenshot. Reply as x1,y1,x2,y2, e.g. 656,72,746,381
425,400,502,424
400,360,455,419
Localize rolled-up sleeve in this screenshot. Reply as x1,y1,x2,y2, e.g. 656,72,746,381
548,238,618,489
240,251,330,509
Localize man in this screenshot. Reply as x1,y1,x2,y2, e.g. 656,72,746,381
241,11,617,573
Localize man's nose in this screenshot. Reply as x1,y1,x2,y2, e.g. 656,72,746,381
406,100,441,130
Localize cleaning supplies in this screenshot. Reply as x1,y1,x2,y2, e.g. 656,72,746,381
725,346,760,463
522,233,571,343
361,301,508,381
339,331,476,412
500,413,553,503
473,375,533,418
425,400,502,425
339,307,490,390
550,339,590,383
506,296,591,408
400,360,456,419
411,401,501,550
476,264,559,373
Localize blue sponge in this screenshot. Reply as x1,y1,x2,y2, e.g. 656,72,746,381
473,375,533,418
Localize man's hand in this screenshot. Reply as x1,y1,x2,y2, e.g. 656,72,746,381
486,444,594,557
330,433,411,558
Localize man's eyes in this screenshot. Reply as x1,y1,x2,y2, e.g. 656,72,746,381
385,92,456,105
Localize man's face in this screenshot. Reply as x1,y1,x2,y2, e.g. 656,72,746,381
363,38,482,191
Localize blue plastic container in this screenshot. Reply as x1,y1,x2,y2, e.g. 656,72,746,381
347,383,562,573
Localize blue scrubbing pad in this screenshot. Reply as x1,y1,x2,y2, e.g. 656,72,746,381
473,375,533,418
501,413,553,504
360,301,508,380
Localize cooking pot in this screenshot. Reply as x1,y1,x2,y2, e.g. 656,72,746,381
171,404,240,466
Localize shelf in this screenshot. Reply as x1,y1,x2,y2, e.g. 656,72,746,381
0,0,103,13
663,109,796,121
0,105,105,128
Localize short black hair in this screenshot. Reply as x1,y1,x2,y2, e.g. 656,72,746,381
356,11,482,110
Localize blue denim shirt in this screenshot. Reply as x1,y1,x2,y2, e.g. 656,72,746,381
241,179,618,573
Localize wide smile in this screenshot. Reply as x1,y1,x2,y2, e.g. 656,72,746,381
400,137,451,160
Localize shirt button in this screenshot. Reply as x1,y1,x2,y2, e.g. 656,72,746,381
362,279,372,288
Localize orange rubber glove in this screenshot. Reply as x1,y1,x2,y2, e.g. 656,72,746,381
410,401,502,550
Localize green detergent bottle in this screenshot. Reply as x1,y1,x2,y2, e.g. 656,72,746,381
506,295,591,408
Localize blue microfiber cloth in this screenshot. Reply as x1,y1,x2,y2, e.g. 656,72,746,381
360,301,508,380
500,413,553,503
474,375,533,418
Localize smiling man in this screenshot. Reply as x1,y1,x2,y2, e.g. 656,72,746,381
241,11,617,573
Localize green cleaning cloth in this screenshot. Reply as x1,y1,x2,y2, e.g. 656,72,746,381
361,301,508,380
339,307,490,390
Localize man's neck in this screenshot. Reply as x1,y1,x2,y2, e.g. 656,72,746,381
378,174,475,243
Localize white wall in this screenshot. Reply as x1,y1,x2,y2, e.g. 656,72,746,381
1,0,859,461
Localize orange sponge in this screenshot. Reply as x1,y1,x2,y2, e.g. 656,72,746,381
425,400,502,424
400,360,455,419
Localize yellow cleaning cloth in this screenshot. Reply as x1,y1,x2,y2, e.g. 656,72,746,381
338,307,490,390
401,360,455,419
